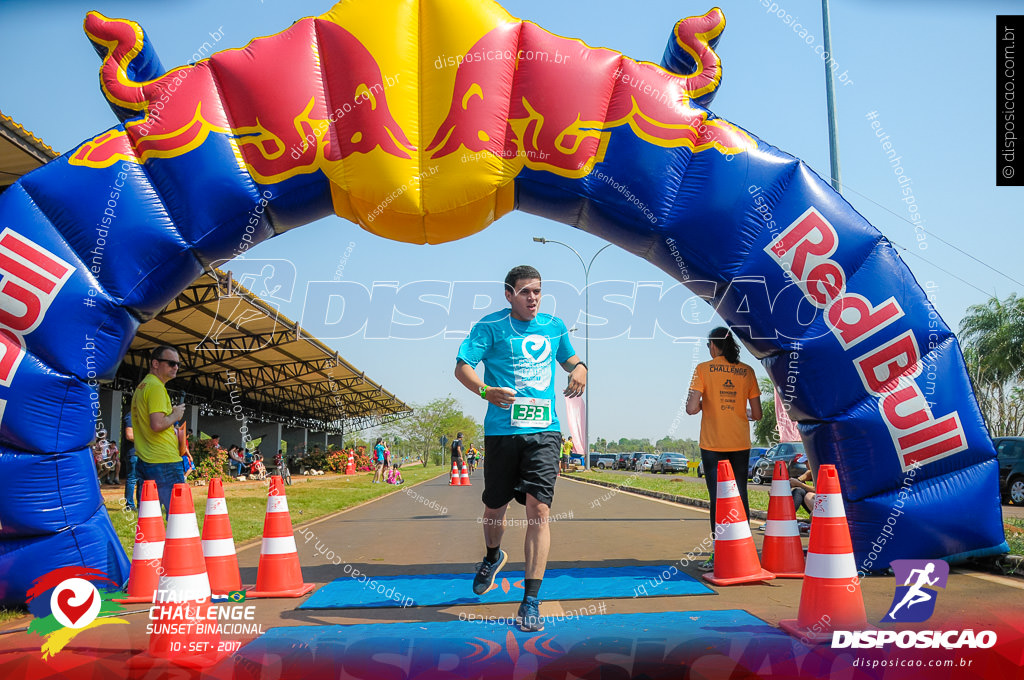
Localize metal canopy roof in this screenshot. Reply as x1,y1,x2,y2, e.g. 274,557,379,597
116,269,412,433
0,110,58,192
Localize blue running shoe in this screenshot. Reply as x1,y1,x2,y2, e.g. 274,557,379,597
517,595,544,632
472,549,507,595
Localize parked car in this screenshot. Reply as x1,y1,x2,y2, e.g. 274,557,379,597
628,452,647,470
589,453,617,469
614,452,634,470
638,453,659,471
994,437,1024,505
745,447,770,479
750,442,806,485
651,452,689,474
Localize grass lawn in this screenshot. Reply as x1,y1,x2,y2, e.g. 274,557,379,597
566,470,780,514
0,466,445,627
1005,517,1024,558
106,466,446,553
567,471,1024,557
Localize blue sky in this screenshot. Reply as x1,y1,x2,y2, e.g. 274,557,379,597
2,0,1020,445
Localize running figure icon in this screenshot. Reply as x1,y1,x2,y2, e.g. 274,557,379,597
886,562,939,619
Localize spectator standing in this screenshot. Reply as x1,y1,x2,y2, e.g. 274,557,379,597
372,437,386,483
131,345,186,514
686,326,762,572
106,439,121,484
560,436,574,472
123,412,140,511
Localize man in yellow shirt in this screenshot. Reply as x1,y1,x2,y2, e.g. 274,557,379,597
560,436,574,472
131,345,186,514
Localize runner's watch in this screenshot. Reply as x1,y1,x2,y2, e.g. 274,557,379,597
479,385,488,399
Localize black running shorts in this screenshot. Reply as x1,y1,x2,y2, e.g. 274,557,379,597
482,431,561,509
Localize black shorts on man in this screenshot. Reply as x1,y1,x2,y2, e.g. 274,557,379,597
482,431,561,508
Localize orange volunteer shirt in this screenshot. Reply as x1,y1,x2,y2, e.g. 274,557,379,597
689,356,760,451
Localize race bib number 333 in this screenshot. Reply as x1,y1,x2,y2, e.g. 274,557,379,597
510,398,552,428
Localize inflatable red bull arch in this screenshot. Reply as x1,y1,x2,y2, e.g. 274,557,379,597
0,0,1006,603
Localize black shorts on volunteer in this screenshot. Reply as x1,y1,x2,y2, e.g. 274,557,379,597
482,431,561,509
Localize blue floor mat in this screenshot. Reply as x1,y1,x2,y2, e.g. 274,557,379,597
233,610,823,680
299,565,713,610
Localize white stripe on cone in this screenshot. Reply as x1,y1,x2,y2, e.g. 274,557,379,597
166,513,200,539
716,480,739,498
714,521,753,541
812,493,846,518
261,535,297,555
205,498,228,515
156,572,211,602
139,500,162,518
764,519,800,537
266,496,289,513
770,480,791,497
202,538,237,557
132,541,165,561
804,551,858,579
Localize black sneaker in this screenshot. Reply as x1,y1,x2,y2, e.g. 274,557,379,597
472,550,507,595
517,595,544,632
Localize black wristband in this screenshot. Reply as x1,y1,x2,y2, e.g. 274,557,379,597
572,361,587,371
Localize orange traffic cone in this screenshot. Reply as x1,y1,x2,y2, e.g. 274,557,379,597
761,461,806,578
202,478,242,596
118,480,165,603
449,460,460,485
345,450,356,475
459,463,472,486
248,476,314,598
703,459,775,586
130,483,227,670
779,464,869,643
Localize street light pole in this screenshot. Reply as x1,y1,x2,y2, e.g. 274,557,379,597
533,237,612,471
821,0,842,194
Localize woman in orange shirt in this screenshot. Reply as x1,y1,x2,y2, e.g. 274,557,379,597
686,326,763,572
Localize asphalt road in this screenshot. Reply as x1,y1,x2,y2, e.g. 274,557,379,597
4,469,1021,676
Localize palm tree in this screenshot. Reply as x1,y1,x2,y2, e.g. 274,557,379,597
959,295,1024,436
960,295,1024,381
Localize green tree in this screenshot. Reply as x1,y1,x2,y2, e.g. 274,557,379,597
383,397,480,465
960,295,1024,436
653,436,699,459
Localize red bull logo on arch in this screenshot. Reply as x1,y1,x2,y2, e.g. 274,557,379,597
427,20,755,178
71,13,414,184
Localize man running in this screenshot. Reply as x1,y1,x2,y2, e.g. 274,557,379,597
455,265,587,632
451,432,464,470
